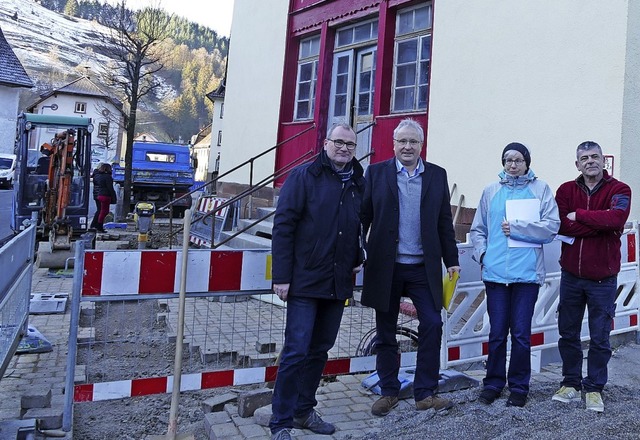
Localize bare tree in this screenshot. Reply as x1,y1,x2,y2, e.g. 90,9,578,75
96,1,171,218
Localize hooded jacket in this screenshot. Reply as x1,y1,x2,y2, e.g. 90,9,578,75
556,170,631,280
470,169,560,285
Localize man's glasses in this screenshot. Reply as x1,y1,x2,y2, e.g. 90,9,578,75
394,139,421,147
504,159,525,166
329,139,357,151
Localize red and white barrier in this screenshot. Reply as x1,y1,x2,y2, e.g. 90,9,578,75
82,249,272,296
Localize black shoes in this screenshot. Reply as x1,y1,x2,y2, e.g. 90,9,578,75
292,410,335,435
478,388,501,405
506,392,527,407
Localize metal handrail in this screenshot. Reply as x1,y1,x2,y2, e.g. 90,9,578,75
172,119,377,245
159,124,316,212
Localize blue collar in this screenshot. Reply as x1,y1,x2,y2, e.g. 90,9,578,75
395,158,424,177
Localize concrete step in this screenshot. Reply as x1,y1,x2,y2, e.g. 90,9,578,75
237,218,273,239
219,231,271,249
255,206,276,219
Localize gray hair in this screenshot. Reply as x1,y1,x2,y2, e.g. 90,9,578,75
393,118,424,142
576,141,603,158
326,122,355,139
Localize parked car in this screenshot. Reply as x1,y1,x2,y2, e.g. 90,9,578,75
0,153,17,189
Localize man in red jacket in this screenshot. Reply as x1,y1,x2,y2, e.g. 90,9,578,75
552,141,631,413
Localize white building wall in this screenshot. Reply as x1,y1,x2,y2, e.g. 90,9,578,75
620,0,640,221
427,0,636,217
0,88,20,154
32,94,123,164
209,98,224,175
219,0,289,185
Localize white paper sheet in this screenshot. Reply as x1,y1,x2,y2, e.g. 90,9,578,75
505,199,541,248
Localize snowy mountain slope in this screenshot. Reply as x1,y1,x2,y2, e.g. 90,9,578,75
0,0,113,76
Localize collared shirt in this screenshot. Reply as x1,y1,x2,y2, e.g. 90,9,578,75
395,158,424,178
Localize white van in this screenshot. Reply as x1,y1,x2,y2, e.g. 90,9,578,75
0,153,17,189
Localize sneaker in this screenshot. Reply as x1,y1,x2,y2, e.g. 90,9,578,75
371,396,399,416
551,386,582,403
271,428,293,440
506,392,527,407
478,388,501,405
585,392,604,412
293,410,335,435
415,395,454,411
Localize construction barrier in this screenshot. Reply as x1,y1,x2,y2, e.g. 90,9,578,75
0,225,36,379
68,223,640,402
189,196,232,248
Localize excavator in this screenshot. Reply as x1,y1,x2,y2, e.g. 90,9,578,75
12,113,94,267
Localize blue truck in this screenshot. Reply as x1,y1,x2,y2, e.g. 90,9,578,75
112,141,195,218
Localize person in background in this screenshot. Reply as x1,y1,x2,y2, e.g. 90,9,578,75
552,141,631,412
90,163,116,232
470,142,559,407
269,123,365,440
360,118,460,417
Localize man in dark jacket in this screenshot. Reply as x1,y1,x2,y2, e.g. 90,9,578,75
552,141,631,412
360,118,460,417
269,123,365,440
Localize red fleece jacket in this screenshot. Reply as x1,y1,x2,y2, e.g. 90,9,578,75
556,171,631,280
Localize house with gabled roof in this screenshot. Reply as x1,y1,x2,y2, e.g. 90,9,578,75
26,76,125,164
0,26,33,154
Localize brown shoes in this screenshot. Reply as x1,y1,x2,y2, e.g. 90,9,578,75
415,395,454,411
371,396,399,416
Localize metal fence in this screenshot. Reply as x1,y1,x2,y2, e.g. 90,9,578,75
0,225,36,379
67,224,640,405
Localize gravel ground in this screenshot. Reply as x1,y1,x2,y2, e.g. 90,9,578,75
364,343,640,440
71,343,640,439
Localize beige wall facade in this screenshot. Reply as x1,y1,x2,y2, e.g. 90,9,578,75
219,0,289,185
427,0,639,220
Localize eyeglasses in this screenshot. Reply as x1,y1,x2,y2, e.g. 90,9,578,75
504,159,525,166
394,139,421,147
328,139,357,151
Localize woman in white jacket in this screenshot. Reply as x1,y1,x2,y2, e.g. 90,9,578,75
470,143,559,407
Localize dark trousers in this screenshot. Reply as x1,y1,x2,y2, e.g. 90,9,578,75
557,271,617,393
269,296,345,433
483,281,539,395
90,197,101,228
375,263,442,401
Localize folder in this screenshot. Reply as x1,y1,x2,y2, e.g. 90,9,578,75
443,271,460,311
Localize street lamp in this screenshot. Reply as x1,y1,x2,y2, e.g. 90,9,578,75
40,104,58,114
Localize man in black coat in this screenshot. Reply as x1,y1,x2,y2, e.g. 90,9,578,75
361,118,460,417
269,123,365,440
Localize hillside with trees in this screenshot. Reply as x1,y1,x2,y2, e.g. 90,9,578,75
3,0,228,144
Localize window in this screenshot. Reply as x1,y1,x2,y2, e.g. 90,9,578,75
217,130,223,146
392,4,432,112
219,102,224,119
146,153,175,163
294,35,320,120
98,123,109,137
75,102,87,114
335,20,378,49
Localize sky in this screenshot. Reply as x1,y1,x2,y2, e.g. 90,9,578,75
106,0,235,36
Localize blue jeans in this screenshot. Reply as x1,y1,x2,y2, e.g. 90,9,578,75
270,296,345,433
557,270,617,393
375,263,442,401
483,282,539,395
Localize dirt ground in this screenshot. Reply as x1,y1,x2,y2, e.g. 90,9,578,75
71,293,640,440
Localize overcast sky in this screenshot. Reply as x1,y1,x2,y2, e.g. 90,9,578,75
106,0,235,36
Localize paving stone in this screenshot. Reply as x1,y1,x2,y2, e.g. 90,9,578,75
203,411,233,435
202,393,237,413
21,407,62,430
255,341,277,354
208,421,241,439
20,389,52,409
238,423,270,438
252,404,272,426
237,388,273,418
